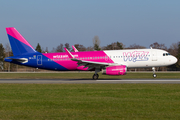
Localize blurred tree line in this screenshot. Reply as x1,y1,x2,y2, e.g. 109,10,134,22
1,35,180,71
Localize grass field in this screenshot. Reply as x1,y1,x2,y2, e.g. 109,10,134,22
0,72,180,79
0,84,180,119
0,73,180,119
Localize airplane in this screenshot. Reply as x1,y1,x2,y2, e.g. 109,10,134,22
4,27,177,79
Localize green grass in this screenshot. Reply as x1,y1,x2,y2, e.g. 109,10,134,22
0,84,180,119
0,72,180,79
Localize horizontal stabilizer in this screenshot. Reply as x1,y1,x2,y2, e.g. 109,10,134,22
5,57,28,64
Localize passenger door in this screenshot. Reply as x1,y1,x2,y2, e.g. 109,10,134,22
152,50,157,61
37,55,42,65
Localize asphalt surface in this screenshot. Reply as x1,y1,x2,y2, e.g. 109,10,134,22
0,79,180,84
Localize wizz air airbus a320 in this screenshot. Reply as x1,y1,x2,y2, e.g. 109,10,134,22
4,27,177,79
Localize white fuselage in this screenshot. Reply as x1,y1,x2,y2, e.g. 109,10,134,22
104,49,177,68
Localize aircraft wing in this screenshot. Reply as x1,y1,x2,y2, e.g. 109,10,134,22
71,58,116,70
64,47,116,70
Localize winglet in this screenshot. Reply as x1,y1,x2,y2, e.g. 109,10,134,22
72,45,79,52
64,48,74,59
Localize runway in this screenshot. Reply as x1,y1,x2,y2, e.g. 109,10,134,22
0,79,180,84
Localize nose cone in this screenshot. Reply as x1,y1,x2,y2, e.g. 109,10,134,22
172,56,178,64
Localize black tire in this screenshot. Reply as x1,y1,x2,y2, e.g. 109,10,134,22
93,74,99,80
153,74,157,78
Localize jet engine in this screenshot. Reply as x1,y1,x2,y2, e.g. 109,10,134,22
102,65,127,75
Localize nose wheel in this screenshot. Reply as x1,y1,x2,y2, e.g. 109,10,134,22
153,74,157,78
152,67,157,78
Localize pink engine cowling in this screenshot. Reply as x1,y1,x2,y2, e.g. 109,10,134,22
102,65,127,75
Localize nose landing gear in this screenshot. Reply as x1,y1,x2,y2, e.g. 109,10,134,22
152,67,157,78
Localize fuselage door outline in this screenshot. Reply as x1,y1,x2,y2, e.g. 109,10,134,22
37,55,42,65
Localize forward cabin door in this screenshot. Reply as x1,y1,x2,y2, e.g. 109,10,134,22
37,55,42,65
152,50,157,61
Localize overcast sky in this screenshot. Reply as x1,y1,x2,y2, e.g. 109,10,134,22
0,0,180,50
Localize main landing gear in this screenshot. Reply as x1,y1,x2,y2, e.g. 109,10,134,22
92,68,100,80
152,67,157,78
93,74,99,80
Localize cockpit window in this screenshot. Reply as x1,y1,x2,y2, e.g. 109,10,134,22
163,53,170,56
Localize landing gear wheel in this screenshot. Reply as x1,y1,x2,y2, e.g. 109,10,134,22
93,74,99,80
152,67,157,78
153,74,157,78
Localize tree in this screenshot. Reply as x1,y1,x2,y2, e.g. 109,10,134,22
51,47,56,53
86,46,93,51
56,44,64,52
35,43,42,53
128,43,146,49
74,44,86,51
103,42,124,50
175,42,180,69
4,43,16,71
41,47,49,53
0,43,5,70
64,43,70,50
150,42,167,50
93,36,101,51
45,47,49,53
168,43,178,56
167,42,179,71
116,42,124,49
